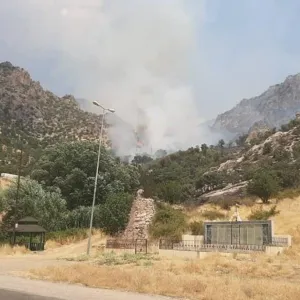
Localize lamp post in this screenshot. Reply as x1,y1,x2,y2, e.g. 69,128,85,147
86,101,115,256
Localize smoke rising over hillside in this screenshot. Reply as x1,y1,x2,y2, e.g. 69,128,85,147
1,0,214,155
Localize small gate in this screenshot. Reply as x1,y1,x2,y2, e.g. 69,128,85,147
135,239,148,254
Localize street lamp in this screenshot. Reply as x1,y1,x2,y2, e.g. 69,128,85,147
86,101,115,255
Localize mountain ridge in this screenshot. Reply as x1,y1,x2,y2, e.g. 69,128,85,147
213,73,300,135
0,61,108,174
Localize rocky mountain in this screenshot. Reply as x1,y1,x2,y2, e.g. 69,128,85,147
213,73,300,135
0,62,107,174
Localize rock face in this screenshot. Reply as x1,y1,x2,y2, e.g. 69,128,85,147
123,189,155,240
213,73,300,134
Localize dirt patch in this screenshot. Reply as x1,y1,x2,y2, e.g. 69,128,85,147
0,177,13,189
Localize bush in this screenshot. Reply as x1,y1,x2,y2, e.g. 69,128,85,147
46,228,89,244
293,142,300,159
156,181,183,204
215,198,237,210
273,147,290,161
248,205,280,220
277,187,300,200
149,204,187,241
273,163,300,189
247,170,280,203
189,221,204,235
201,210,225,220
262,142,272,155
97,192,134,236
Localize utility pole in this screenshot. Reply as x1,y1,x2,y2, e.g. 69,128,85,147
12,135,23,246
86,101,115,256
15,142,23,211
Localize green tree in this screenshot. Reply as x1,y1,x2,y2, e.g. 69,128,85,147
30,141,140,209
201,143,208,156
156,180,183,204
236,134,248,146
149,204,187,241
247,171,280,203
0,179,67,231
131,155,153,165
218,139,225,149
97,192,133,235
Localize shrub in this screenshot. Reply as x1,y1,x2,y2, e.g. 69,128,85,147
97,192,134,236
149,204,187,241
262,142,272,155
277,187,300,200
215,198,238,210
201,210,225,220
293,142,300,159
248,205,280,220
274,163,300,189
156,181,183,204
247,170,280,203
46,228,89,244
273,147,290,161
189,221,204,235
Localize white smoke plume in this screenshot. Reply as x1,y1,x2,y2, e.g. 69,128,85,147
1,0,213,156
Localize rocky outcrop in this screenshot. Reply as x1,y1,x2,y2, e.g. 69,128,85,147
213,73,300,135
199,181,248,203
123,189,155,240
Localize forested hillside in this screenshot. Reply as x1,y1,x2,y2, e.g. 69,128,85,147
139,117,300,205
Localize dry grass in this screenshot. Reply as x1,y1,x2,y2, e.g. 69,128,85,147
25,197,300,299
0,177,12,189
45,229,103,250
0,244,29,256
28,252,300,300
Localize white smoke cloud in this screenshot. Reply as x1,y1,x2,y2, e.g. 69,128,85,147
1,0,212,155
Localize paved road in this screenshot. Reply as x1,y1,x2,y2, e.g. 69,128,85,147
0,275,175,300
0,289,61,300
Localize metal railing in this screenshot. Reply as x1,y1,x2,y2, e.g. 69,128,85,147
159,240,266,252
20,242,45,251
105,237,290,255
271,237,289,247
106,239,148,254
106,239,136,249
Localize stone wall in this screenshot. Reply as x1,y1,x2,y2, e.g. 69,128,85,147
123,189,155,240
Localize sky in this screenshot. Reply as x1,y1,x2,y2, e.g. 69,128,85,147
0,0,300,153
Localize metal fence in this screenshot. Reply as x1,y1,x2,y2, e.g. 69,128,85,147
106,239,148,254
105,236,289,255
159,239,268,253
271,237,289,247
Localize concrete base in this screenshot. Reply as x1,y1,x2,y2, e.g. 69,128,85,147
265,246,285,255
